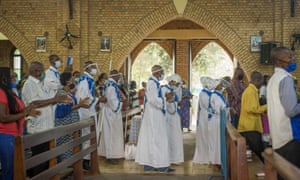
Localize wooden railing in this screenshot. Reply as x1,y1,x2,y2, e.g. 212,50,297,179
14,117,99,180
226,122,249,180
263,147,300,180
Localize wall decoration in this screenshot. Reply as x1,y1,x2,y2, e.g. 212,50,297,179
100,36,111,52
36,36,46,52
250,35,262,52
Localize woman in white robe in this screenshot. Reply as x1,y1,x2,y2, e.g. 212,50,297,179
99,71,124,160
193,77,213,164
162,75,184,164
208,79,227,165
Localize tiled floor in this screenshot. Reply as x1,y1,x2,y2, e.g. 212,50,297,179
87,128,265,180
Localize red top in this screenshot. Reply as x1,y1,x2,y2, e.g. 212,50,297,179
138,89,145,105
0,89,25,135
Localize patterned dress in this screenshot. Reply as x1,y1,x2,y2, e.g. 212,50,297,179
55,89,80,162
180,89,193,128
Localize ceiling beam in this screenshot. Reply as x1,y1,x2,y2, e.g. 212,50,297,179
146,29,217,40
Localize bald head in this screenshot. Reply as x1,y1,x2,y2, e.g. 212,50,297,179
29,61,44,80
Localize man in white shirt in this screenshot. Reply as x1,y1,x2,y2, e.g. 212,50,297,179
22,61,70,177
99,70,124,164
44,54,62,98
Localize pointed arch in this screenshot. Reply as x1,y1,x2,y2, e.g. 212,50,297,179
0,17,40,64
112,1,255,76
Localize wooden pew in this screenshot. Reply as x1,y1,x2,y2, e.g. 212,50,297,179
14,117,100,180
263,148,300,180
226,122,249,180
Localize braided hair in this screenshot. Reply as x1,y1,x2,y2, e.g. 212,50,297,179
0,67,20,114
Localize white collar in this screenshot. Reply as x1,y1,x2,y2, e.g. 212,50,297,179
84,71,94,79
49,66,58,72
28,75,41,84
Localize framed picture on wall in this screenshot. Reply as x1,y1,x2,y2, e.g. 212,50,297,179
250,35,262,52
36,36,46,52
100,36,111,52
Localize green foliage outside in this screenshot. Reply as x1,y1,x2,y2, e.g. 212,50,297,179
132,43,173,89
132,42,234,90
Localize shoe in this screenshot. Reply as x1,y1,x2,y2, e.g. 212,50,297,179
156,167,175,173
256,172,265,177
82,159,90,170
166,168,175,172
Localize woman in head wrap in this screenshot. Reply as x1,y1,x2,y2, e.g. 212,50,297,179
193,76,214,164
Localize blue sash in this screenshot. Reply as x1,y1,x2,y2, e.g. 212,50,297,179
163,85,180,114
104,80,121,112
78,73,95,97
144,77,165,115
50,68,60,78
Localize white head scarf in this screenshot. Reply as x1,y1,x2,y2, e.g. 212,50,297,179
165,74,177,83
201,76,215,90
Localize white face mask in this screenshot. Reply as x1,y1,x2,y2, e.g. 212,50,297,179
55,60,62,68
158,73,164,81
182,84,187,89
170,85,177,90
90,68,97,76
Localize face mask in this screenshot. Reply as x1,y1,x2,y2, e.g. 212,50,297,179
55,60,62,68
182,84,186,89
170,85,177,90
75,78,79,82
284,62,297,73
90,68,97,76
158,73,164,81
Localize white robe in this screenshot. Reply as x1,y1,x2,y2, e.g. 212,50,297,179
161,86,184,164
208,91,227,164
44,66,61,98
99,78,124,159
135,76,170,168
75,72,98,160
193,88,211,164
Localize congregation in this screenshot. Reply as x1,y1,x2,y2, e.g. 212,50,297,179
1,46,300,179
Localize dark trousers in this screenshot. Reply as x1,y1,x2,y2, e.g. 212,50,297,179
240,131,264,163
27,142,49,178
275,140,300,168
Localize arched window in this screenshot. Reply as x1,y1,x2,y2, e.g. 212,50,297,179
12,49,22,81
191,42,234,93
132,42,174,88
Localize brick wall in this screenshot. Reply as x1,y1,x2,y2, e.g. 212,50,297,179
0,0,300,80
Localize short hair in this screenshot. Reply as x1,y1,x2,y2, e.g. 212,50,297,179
60,72,72,86
270,47,290,64
49,54,59,62
29,61,43,75
250,71,263,82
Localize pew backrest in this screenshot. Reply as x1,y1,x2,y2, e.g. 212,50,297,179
14,117,99,180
